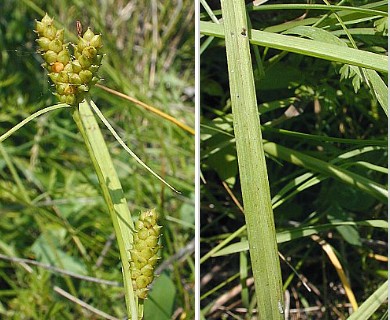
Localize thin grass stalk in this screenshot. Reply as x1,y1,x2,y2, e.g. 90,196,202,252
72,98,138,319
220,0,283,318
262,141,387,203
0,104,71,143
95,84,194,135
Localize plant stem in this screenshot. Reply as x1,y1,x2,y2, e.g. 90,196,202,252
72,98,138,319
220,0,284,318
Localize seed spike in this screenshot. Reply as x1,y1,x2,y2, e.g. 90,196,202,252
35,15,103,105
129,209,161,299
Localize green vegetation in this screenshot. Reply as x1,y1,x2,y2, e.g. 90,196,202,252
200,0,387,319
0,1,194,319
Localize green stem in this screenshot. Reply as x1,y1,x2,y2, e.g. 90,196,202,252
220,0,284,318
138,300,144,320
0,104,70,143
72,98,138,319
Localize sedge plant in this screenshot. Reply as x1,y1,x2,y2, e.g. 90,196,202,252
1,14,172,320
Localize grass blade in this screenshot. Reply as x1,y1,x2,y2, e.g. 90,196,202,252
0,104,71,143
262,141,387,203
220,0,284,317
73,98,137,319
89,100,179,193
213,220,388,257
200,21,388,73
347,281,388,320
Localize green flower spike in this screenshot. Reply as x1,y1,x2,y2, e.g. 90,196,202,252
129,209,162,300
35,14,103,105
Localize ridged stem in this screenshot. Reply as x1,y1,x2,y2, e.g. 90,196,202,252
220,0,284,318
72,98,138,319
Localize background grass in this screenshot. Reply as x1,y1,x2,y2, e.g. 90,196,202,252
0,0,194,319
200,0,387,319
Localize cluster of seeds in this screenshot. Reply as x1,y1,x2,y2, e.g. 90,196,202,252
129,209,161,299
35,14,103,105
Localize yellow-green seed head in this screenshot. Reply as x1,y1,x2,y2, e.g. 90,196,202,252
129,209,161,300
35,14,102,105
